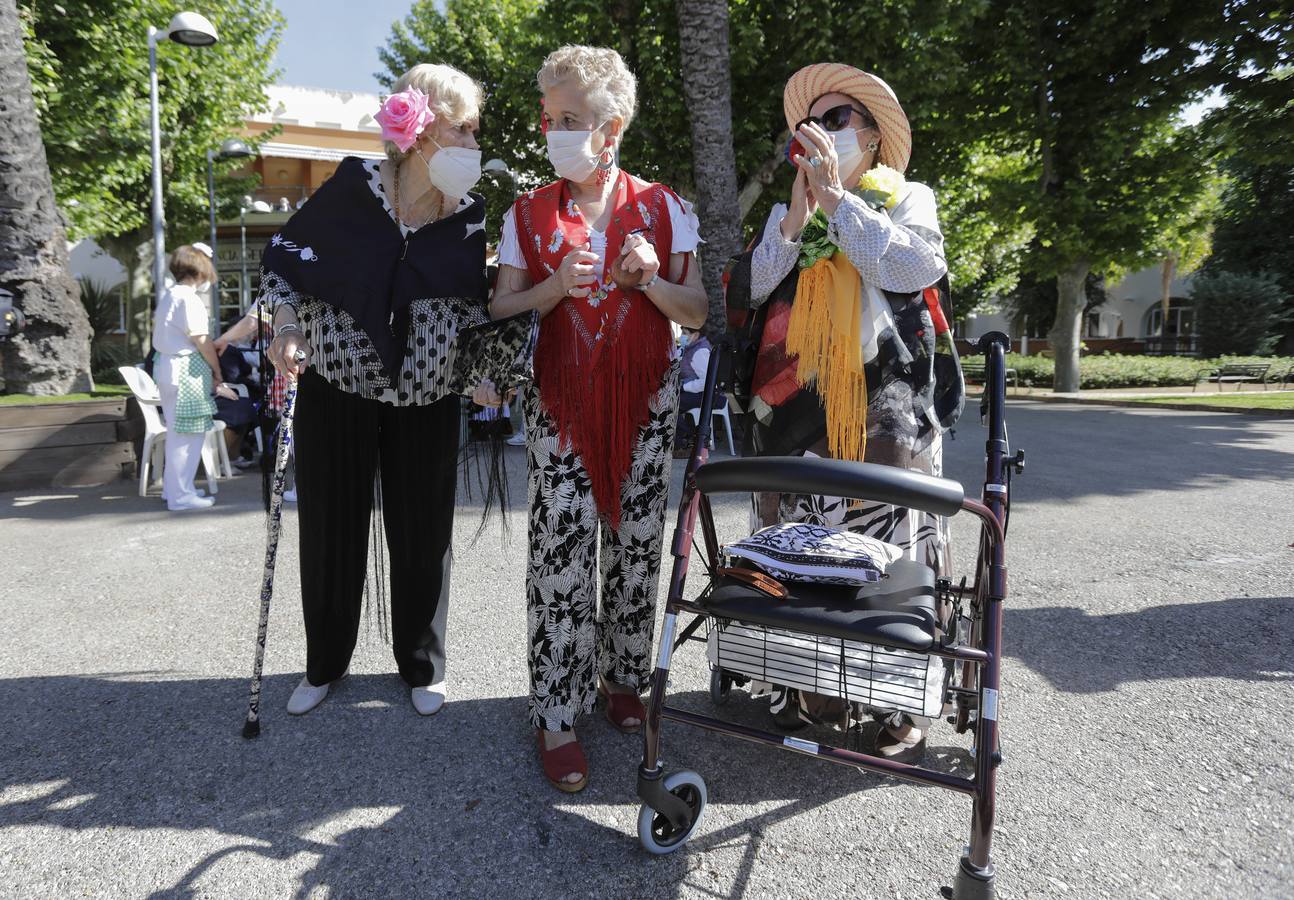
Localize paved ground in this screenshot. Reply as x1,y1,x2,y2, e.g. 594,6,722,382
1,401,1291,899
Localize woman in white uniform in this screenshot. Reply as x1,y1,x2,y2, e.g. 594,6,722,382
151,244,235,511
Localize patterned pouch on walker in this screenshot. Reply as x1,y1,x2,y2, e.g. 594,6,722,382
723,522,904,586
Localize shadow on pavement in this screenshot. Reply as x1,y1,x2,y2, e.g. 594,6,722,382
1005,596,1294,692
0,675,937,898
941,402,1294,504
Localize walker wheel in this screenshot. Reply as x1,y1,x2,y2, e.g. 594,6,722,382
709,668,732,706
637,770,707,854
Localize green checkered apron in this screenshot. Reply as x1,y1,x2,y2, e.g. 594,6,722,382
171,352,216,434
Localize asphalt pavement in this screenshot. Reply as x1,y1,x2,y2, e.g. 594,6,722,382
0,400,1291,899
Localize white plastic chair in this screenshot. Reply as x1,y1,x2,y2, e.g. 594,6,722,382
119,365,166,497
119,364,222,496
687,394,736,455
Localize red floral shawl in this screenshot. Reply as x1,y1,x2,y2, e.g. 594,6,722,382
514,172,681,525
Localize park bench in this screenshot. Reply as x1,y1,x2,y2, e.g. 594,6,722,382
962,360,1018,391
1193,363,1271,391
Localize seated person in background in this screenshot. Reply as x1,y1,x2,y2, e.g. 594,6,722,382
214,308,283,461
673,326,711,455
213,343,258,461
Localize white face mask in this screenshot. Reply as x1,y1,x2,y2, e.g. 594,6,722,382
423,140,482,201
832,129,866,181
545,124,607,182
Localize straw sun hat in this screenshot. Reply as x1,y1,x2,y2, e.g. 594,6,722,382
783,63,912,174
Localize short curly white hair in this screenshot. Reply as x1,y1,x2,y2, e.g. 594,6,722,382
383,63,483,161
537,45,638,132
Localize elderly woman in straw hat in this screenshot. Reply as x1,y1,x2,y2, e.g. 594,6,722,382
491,44,707,792
732,63,962,762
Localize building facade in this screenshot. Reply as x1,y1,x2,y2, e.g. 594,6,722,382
959,265,1199,356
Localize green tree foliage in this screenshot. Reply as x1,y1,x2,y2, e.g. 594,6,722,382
21,0,284,246
1204,161,1294,304
951,0,1253,391
377,0,991,258
1191,270,1290,357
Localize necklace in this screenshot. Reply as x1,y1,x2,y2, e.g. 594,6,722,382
392,160,443,233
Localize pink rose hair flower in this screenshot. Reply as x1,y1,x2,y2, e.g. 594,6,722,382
376,87,435,154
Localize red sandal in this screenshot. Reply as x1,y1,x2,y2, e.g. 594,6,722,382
537,730,588,793
598,682,646,734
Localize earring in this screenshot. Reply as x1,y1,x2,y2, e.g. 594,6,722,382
865,139,880,153
595,148,615,185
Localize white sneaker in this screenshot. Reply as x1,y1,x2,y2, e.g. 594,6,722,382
505,431,527,447
411,681,446,716
162,488,206,502
167,495,215,511
287,676,330,715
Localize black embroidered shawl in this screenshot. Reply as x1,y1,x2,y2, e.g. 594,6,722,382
259,156,488,377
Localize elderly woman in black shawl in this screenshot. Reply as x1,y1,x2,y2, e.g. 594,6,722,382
261,63,528,718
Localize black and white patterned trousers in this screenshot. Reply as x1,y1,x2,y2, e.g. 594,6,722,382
523,364,679,732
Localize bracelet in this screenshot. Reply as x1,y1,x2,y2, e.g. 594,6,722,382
642,272,659,291
275,322,302,338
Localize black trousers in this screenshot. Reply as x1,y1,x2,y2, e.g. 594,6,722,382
294,370,460,687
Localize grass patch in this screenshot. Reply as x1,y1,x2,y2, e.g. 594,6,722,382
0,385,133,406
1004,354,1294,389
1124,393,1294,411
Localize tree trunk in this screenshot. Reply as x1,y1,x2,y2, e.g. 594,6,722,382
0,0,92,394
1049,259,1089,393
1160,253,1176,322
674,0,743,334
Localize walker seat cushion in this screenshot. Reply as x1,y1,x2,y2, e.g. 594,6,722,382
701,558,938,652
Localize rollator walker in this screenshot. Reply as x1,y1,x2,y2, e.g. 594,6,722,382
635,332,1022,899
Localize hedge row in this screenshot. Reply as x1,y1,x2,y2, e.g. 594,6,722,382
999,354,1294,389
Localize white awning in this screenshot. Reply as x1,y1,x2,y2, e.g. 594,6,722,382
258,141,384,162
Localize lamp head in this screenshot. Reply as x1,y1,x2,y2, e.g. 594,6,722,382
217,138,254,160
167,11,218,47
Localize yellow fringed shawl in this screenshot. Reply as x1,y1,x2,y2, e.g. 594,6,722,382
784,252,869,462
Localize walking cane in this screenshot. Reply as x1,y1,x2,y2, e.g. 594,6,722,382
241,360,301,739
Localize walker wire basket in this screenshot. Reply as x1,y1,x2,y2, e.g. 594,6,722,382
706,619,949,719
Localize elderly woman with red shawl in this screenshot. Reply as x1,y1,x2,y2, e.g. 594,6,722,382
491,44,707,792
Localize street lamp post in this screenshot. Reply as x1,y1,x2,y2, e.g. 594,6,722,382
147,11,218,342
239,198,273,310
207,138,254,330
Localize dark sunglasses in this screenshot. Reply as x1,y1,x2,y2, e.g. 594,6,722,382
796,103,868,133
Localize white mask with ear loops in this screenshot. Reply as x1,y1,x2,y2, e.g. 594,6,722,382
546,122,609,182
